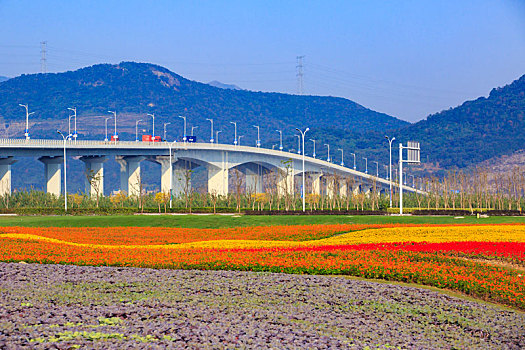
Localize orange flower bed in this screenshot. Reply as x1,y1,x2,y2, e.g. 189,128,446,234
1,223,521,246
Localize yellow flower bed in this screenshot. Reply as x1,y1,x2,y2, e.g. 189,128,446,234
3,225,525,250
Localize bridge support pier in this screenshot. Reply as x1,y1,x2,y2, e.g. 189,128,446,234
116,156,145,197
326,176,336,198
339,180,348,197
311,173,321,195
208,167,228,196
155,156,173,194
245,167,263,194
0,157,17,196
172,162,191,198
80,156,106,197
39,156,63,196
278,170,294,196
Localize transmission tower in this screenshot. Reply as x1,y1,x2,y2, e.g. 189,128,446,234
40,41,47,73
296,55,305,95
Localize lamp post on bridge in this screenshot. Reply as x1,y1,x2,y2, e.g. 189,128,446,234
230,122,237,146
104,117,110,142
216,130,222,144
67,107,77,143
206,118,214,143
163,123,171,141
372,161,379,177
324,144,330,162
309,139,316,158
295,135,300,154
107,110,117,142
296,127,310,212
57,130,73,212
276,130,283,151
191,126,198,137
351,153,356,170
19,104,34,140
238,135,244,146
177,116,187,142
253,125,260,147
147,113,155,138
135,119,142,142
338,148,344,166
363,157,368,174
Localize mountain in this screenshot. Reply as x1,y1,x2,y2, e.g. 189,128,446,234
281,74,525,174
0,76,9,83
0,62,408,141
207,80,242,90
398,74,525,169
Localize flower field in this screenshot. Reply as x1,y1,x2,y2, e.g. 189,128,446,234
1,223,524,310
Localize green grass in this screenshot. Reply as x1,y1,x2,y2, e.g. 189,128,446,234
0,214,524,228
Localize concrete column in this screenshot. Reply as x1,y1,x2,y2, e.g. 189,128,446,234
80,156,107,197
311,173,321,195
277,167,294,196
245,167,263,193
172,161,191,197
155,156,174,194
325,176,336,198
339,180,348,197
0,157,17,196
207,151,229,196
39,156,63,196
115,156,145,196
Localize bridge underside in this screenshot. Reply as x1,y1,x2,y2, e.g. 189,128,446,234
0,143,417,198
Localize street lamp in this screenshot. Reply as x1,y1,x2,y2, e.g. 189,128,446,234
177,116,187,142
372,161,379,177
191,126,198,136
385,136,396,208
57,130,73,212
295,135,300,154
206,118,214,143
351,153,356,170
147,113,155,138
253,125,260,147
296,127,310,212
324,144,330,162
309,139,316,158
135,119,142,142
409,174,415,187
163,122,171,141
230,121,237,145
67,107,77,143
338,148,344,166
168,140,177,208
363,157,368,174
238,135,244,146
384,165,389,179
19,104,34,140
104,117,111,142
276,130,283,151
107,110,117,142
216,130,222,144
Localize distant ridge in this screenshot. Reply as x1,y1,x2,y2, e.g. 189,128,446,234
0,76,9,83
0,62,409,141
207,80,242,90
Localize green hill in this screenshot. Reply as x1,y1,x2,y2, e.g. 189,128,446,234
0,62,408,141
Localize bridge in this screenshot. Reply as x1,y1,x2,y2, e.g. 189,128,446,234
0,138,420,197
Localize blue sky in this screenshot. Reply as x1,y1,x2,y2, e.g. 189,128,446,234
0,0,524,122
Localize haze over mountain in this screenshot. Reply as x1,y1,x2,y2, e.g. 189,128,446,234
207,81,242,91
0,76,9,83
0,62,407,142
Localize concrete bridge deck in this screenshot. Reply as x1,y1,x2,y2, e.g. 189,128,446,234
0,138,421,197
